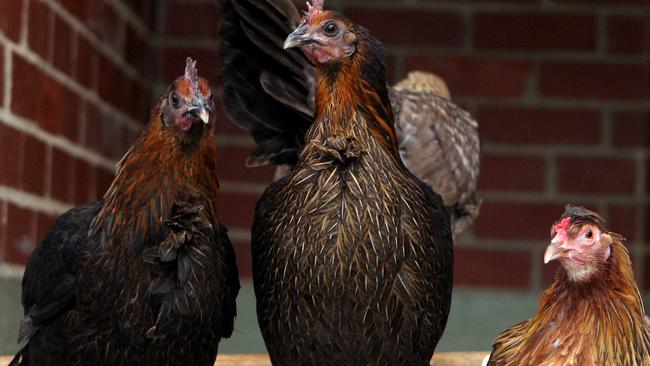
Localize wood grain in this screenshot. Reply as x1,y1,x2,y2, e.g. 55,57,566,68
0,352,489,366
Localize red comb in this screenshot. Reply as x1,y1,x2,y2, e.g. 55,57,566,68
306,0,324,21
554,217,571,238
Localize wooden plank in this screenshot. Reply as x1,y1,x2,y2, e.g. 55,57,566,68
1,352,489,366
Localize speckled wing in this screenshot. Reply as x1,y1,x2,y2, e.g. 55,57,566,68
390,87,481,236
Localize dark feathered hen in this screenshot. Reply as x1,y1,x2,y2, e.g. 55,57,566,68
487,206,650,366
218,0,480,236
251,2,454,365
10,59,239,366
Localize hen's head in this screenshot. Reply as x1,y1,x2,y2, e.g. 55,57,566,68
544,206,614,282
161,58,215,144
283,0,358,65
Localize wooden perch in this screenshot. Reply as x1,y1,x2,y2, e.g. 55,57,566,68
1,352,489,366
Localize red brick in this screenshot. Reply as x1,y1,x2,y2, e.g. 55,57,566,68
539,61,649,100
5,203,36,265
0,44,3,103
0,123,22,188
641,253,650,292
28,0,52,60
0,201,6,260
12,55,81,137
216,145,275,183
217,191,259,230
35,212,57,244
474,201,564,240
97,54,121,108
73,159,97,204
86,0,120,51
557,156,636,194
455,248,531,289
232,240,252,280
76,37,94,88
53,15,74,76
12,55,41,123
612,111,650,148
50,148,75,203
404,56,532,97
479,154,546,192
85,103,102,152
165,1,219,39
21,134,47,195
608,205,640,242
96,167,114,196
55,0,89,20
125,25,148,74
607,16,649,54
133,85,152,122
0,0,23,42
475,13,596,51
344,8,464,47
120,77,148,121
124,0,156,29
40,74,66,135
162,47,219,85
60,87,80,142
478,106,602,145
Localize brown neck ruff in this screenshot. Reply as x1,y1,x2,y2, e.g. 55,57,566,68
309,27,399,160
89,105,219,253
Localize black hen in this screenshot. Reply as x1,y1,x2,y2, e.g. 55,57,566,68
10,59,239,366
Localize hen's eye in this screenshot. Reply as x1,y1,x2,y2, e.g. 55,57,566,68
586,230,593,239
323,21,339,36
170,93,181,108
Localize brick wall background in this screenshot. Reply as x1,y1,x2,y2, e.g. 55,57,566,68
0,0,648,295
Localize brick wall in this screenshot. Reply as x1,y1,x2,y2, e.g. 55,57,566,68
1,0,648,294
0,0,155,264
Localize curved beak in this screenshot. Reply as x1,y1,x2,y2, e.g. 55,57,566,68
284,23,310,50
544,233,566,264
544,243,563,264
186,105,210,124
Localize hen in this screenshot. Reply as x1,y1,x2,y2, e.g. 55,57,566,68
251,1,454,365
218,0,480,236
487,206,650,366
10,59,239,366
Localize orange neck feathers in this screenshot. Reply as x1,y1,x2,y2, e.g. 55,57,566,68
312,27,398,158
89,105,219,253
494,239,650,365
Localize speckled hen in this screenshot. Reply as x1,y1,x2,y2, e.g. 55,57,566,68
251,2,454,365
9,59,239,366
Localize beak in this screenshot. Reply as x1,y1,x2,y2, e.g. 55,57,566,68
187,106,210,124
544,243,564,264
284,24,310,49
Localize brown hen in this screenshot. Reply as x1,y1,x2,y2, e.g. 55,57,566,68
218,0,480,236
487,206,650,366
250,1,453,365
